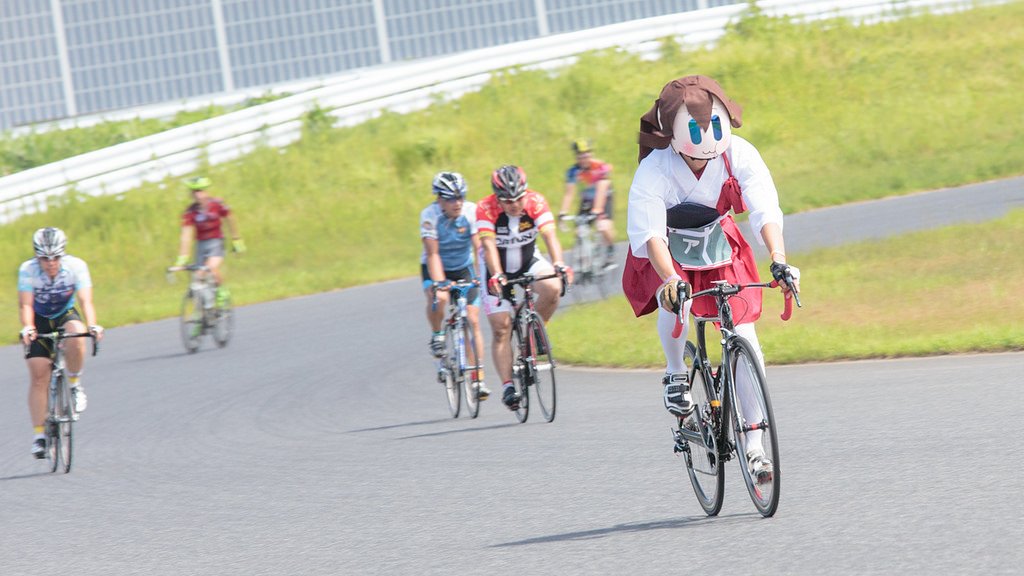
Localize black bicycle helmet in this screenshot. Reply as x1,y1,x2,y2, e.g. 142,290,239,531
490,165,527,201
432,171,467,200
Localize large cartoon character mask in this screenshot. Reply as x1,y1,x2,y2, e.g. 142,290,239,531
637,75,743,162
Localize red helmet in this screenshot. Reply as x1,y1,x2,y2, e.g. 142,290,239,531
491,165,527,201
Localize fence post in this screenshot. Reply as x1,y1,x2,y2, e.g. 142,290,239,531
49,0,77,118
372,0,392,64
211,0,235,92
534,0,549,36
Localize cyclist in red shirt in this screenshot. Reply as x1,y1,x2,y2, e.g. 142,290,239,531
477,165,572,410
559,138,616,268
173,177,245,306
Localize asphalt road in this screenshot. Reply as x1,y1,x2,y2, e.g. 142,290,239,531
1,177,1022,575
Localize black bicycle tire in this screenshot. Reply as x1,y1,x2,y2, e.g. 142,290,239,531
728,336,781,517
570,233,590,303
180,290,202,353
58,377,73,473
682,341,725,516
46,381,59,473
510,321,530,423
461,320,481,419
442,322,461,418
527,314,556,422
213,294,233,348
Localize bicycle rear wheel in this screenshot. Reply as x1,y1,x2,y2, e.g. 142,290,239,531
180,290,202,353
681,341,724,516
728,337,780,517
526,315,556,422
56,377,73,473
442,323,461,418
213,294,233,348
461,322,481,419
510,323,530,423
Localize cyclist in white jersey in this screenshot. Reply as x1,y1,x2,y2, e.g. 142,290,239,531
18,228,104,458
420,171,490,400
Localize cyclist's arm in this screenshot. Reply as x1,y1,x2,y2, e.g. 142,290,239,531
479,233,503,277
422,237,446,283
590,178,611,215
539,224,565,267
76,286,100,335
470,232,482,269
177,225,195,259
559,183,577,216
645,237,677,282
18,291,35,332
225,214,241,241
760,222,786,264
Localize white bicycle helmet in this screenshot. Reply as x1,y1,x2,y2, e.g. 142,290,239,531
33,227,67,258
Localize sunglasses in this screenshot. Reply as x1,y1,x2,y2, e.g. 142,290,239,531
498,196,525,204
37,255,62,262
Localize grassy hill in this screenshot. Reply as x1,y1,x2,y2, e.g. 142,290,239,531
1,1,1022,352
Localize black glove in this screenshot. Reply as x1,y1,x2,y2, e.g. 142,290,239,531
770,261,790,283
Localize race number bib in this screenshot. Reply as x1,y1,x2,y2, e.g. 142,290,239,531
667,219,732,271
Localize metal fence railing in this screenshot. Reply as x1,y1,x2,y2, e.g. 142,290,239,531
0,0,1009,224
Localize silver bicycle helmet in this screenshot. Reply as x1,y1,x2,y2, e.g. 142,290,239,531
432,171,467,200
33,227,67,258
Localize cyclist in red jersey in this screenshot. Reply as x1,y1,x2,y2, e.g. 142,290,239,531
477,165,573,410
559,138,617,268
173,177,245,306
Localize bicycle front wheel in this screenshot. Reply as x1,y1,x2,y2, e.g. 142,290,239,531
213,293,233,348
681,341,724,516
526,314,556,422
460,321,481,419
180,290,202,353
510,324,530,423
728,337,780,517
442,323,461,418
56,377,73,473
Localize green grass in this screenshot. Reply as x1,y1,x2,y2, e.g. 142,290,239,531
549,209,1024,367
2,2,1023,357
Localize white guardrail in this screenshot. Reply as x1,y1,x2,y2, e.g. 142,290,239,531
0,0,1008,223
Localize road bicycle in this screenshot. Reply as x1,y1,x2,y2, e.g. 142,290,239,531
671,275,800,517
432,279,485,419
166,264,233,353
502,270,567,423
561,213,615,301
29,329,98,474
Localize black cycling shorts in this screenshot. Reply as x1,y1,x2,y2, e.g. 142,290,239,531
420,264,480,304
25,308,82,359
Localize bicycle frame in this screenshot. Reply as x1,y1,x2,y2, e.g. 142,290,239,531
32,329,97,473
431,280,480,380
672,280,783,448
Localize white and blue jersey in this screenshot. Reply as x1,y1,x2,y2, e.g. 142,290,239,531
18,255,92,319
419,201,478,271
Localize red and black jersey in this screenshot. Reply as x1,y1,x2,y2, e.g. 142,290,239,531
476,191,555,276
182,198,231,241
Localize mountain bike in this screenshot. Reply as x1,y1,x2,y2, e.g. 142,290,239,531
502,270,567,423
561,213,614,301
29,329,98,474
167,264,233,353
671,275,800,517
432,279,485,419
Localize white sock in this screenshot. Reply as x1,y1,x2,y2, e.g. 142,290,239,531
657,301,691,375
